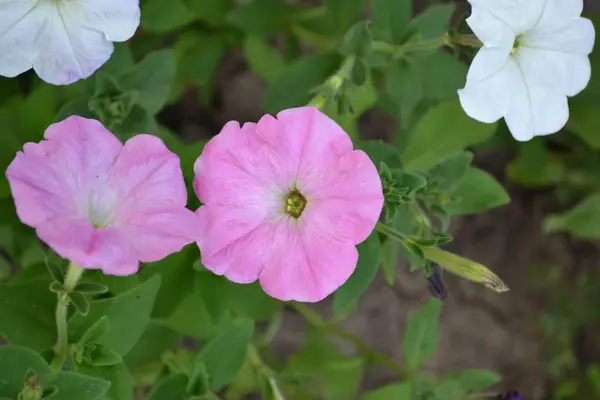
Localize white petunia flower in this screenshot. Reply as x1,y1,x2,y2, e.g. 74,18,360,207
458,0,595,141
0,0,140,85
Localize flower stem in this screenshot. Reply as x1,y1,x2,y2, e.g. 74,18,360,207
50,262,84,371
374,222,509,293
248,345,286,400
372,34,450,58
290,302,407,378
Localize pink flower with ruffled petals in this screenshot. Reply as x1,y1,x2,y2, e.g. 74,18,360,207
194,106,384,302
6,116,200,276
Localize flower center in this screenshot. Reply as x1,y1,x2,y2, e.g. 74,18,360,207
284,189,307,219
511,35,523,55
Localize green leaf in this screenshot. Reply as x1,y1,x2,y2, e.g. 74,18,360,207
17,85,58,143
402,101,497,171
427,151,473,194
358,140,402,169
45,255,65,283
75,283,108,295
243,36,287,83
75,363,133,400
139,246,198,319
0,346,50,398
226,0,293,37
568,101,600,149
418,51,468,100
381,239,399,285
0,280,56,351
588,365,600,398
371,0,411,43
361,382,412,400
403,298,442,370
68,276,162,357
80,317,110,345
545,193,600,239
262,51,343,114
333,233,382,313
407,3,455,41
446,168,510,215
340,21,372,59
386,59,422,127
324,0,367,34
101,44,135,76
196,319,254,390
229,281,281,322
147,375,188,400
125,322,180,369
119,50,175,114
86,344,123,367
69,291,90,316
41,372,110,400
436,369,501,397
140,0,196,33
184,0,230,23
506,139,564,187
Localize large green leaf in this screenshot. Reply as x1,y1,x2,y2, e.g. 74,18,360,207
403,298,442,370
361,382,412,400
243,36,287,83
402,101,497,171
147,375,188,400
140,0,196,33
333,233,382,313
68,276,162,357
445,168,510,215
371,0,411,43
119,50,176,114
196,319,255,390
0,279,56,351
125,322,180,369
435,369,500,399
75,363,133,400
545,193,600,239
0,345,51,398
42,372,111,400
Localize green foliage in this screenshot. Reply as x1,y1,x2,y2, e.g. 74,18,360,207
403,299,442,370
361,383,412,400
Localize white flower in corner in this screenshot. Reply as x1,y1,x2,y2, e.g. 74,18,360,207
0,1,140,85
458,0,595,141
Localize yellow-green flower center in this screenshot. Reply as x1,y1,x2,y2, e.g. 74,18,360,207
284,189,307,219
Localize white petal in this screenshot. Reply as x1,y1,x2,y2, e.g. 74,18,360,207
504,59,569,141
458,46,515,123
523,17,595,55
466,6,516,49
33,6,113,85
516,47,591,96
534,0,584,31
62,0,140,42
0,1,44,78
468,0,546,35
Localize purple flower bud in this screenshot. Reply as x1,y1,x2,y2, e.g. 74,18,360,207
427,264,447,300
501,391,525,400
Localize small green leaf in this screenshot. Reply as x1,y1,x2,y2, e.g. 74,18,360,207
147,375,188,400
75,363,133,400
323,0,367,34
427,151,473,194
262,51,343,114
80,317,110,345
243,36,287,84
333,233,381,313
436,369,501,397
187,361,210,396
124,322,180,369
45,255,64,283
340,21,372,59
119,50,176,114
588,365,600,398
69,291,90,316
445,168,510,215
140,0,196,33
197,319,255,390
184,0,230,23
402,101,497,171
545,193,600,239
86,344,122,367
68,276,162,357
49,281,66,294
361,382,412,400
371,0,411,43
403,298,442,370
226,0,293,37
386,59,422,127
75,283,108,295
407,3,455,41
567,101,600,149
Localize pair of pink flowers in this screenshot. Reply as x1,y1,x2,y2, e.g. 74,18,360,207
6,107,384,302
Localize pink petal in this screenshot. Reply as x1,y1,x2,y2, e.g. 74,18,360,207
258,218,359,302
198,206,284,283
107,134,188,221
36,218,138,275
6,116,122,227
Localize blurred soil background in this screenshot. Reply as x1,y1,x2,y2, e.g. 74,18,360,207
157,1,600,399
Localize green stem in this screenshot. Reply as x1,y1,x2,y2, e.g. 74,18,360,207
248,345,286,400
372,35,450,58
374,222,509,293
291,302,407,378
308,56,355,111
50,263,84,371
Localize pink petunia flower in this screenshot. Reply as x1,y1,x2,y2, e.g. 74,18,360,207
6,116,199,276
193,106,384,302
